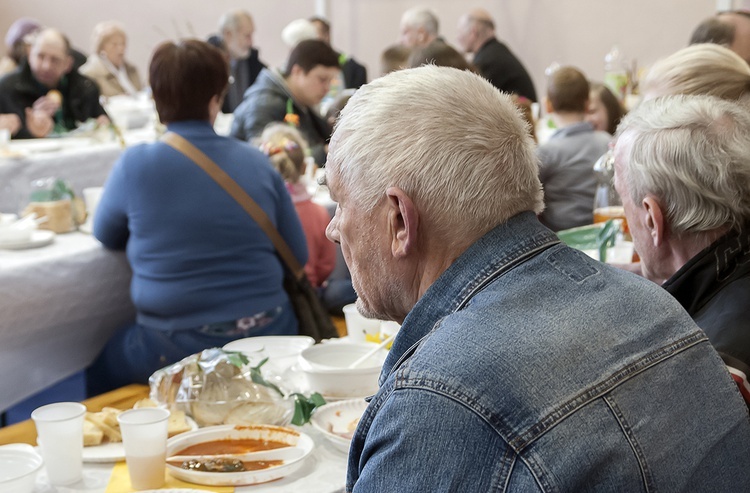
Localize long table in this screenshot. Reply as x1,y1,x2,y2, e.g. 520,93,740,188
0,385,350,492
0,231,135,412
0,137,130,214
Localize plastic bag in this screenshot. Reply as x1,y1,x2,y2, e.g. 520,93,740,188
149,348,324,427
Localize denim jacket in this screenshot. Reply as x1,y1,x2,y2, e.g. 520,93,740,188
347,212,750,492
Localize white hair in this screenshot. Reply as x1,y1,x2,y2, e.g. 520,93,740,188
641,43,750,101
616,94,750,234
401,7,439,36
281,19,318,48
219,10,252,34
328,65,543,243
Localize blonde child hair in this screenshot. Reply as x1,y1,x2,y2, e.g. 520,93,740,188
258,123,310,184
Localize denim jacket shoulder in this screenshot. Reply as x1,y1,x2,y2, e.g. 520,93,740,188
347,212,750,492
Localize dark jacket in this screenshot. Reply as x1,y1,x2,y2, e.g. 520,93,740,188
472,37,537,102
340,54,367,89
663,225,750,402
206,35,266,114
230,68,331,165
0,60,105,139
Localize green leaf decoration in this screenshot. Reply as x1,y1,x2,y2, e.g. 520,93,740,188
290,392,326,426
223,350,249,368
248,357,284,397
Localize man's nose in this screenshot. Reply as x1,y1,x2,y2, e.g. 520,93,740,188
326,217,340,244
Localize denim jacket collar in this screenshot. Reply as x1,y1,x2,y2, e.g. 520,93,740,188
379,211,560,385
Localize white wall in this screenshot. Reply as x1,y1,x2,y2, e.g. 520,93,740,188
0,1,717,97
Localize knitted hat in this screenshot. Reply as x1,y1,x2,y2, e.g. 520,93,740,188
5,18,41,49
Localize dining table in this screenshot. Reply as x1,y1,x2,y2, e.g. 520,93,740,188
0,128,156,215
0,231,135,413
0,384,350,493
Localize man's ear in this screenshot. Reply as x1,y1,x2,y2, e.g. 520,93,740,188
642,195,665,247
545,97,554,115
385,186,418,259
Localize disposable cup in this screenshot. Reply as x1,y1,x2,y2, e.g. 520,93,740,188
342,303,380,342
82,187,103,228
31,402,86,485
117,408,170,490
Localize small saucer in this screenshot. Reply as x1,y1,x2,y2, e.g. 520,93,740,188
0,230,55,250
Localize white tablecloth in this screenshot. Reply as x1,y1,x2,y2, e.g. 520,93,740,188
0,232,134,412
31,425,347,493
0,129,157,214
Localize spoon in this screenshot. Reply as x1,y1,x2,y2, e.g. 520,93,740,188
167,446,305,465
347,333,397,369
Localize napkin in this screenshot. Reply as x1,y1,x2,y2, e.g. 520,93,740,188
105,461,234,492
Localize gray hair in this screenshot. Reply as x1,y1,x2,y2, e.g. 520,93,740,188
219,10,253,34
616,95,750,234
90,21,126,54
328,65,543,243
401,7,439,36
641,44,750,101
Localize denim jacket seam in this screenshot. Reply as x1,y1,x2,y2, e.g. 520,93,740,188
603,395,656,492
455,233,561,312
510,330,709,450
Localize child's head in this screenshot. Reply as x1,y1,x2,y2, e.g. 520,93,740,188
258,123,309,183
546,66,590,114
586,82,625,134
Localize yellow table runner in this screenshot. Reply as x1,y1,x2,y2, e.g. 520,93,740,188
105,461,234,492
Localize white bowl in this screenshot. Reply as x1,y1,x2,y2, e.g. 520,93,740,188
310,398,368,453
298,343,386,398
166,424,313,486
0,444,44,493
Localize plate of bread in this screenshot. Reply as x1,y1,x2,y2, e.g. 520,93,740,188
83,398,195,463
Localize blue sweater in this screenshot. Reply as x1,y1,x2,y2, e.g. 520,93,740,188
94,120,308,330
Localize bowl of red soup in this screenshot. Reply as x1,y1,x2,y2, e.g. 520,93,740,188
165,424,314,486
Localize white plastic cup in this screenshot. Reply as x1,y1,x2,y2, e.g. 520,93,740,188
117,408,170,490
82,187,103,228
31,402,86,486
342,303,381,342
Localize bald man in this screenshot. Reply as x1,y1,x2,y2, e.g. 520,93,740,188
457,8,537,101
0,28,106,138
718,11,750,65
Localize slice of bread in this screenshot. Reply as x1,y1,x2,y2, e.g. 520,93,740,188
167,409,192,437
83,418,103,446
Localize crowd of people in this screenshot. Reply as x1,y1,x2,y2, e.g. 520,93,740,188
3,5,750,490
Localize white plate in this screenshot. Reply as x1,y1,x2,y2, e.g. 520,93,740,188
82,440,126,463
83,417,198,463
223,336,315,373
137,490,207,493
166,424,313,486
7,140,62,153
0,230,55,250
223,335,315,360
310,399,368,453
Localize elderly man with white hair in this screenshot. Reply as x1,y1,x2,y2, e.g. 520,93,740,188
399,7,440,49
456,8,537,101
209,10,266,113
325,65,750,492
614,94,750,403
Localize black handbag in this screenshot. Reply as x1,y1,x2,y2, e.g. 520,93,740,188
161,132,338,342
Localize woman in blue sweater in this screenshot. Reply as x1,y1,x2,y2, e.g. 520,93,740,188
87,39,308,395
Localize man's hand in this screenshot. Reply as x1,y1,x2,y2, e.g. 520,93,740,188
0,113,21,135
32,95,61,117
25,108,54,138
